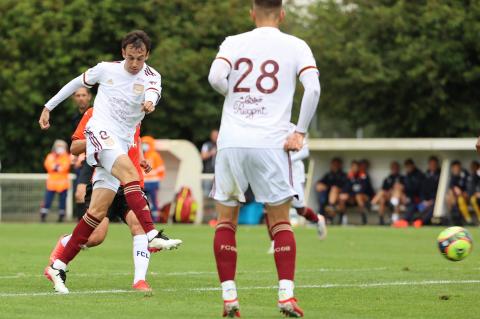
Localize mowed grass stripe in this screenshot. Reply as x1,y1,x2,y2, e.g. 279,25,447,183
2,279,480,297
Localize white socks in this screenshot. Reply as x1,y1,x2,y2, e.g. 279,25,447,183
278,279,294,301
390,197,399,207
391,213,400,223
133,235,150,284
221,280,238,301
61,234,72,247
52,259,67,271
146,229,159,241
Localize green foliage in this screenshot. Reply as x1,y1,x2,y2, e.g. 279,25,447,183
0,0,478,172
295,0,480,137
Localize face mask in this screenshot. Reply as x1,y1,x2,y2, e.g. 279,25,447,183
55,147,66,154
142,144,149,152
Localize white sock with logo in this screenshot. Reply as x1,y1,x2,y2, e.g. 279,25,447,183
278,279,294,301
60,234,72,247
133,235,150,284
221,280,238,301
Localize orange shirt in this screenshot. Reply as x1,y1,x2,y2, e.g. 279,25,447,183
141,136,165,181
44,152,71,192
72,109,144,187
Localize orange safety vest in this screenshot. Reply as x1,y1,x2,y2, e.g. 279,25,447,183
44,153,71,192
142,136,165,181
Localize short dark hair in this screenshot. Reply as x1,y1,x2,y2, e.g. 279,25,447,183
122,30,151,52
331,157,343,164
428,156,439,164
451,160,461,167
404,158,415,166
253,0,282,8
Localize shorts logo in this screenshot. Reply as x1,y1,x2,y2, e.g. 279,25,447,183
99,130,115,147
133,83,144,95
274,246,291,253
106,79,114,85
220,245,237,252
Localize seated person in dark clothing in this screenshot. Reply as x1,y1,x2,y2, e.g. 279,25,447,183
467,161,480,221
398,159,425,226
315,157,347,220
371,161,405,225
359,159,375,199
447,160,471,224
411,156,441,226
338,160,371,225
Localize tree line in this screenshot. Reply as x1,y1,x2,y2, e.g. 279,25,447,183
0,0,478,172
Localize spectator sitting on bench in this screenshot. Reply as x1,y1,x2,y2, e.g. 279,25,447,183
447,160,471,225
371,161,405,225
315,157,347,223
394,159,425,227
410,156,441,227
338,160,371,225
467,161,480,223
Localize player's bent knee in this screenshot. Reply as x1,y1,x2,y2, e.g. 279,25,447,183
217,199,239,208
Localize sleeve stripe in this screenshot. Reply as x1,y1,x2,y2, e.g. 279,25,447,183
298,66,318,77
216,57,232,69
82,73,95,87
145,87,160,92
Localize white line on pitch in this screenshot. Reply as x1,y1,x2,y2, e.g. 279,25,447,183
0,279,479,298
0,267,388,280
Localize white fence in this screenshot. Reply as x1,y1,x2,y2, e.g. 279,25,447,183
1,138,477,223
0,173,76,222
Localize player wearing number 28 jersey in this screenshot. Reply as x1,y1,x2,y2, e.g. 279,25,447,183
208,0,320,317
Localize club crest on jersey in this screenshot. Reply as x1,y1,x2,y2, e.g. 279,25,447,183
133,84,144,95
106,79,114,85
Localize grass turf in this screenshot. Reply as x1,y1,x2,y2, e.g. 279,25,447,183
0,223,479,318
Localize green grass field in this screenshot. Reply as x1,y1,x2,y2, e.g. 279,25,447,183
1,223,479,319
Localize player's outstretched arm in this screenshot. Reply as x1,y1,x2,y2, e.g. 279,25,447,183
39,75,86,130
208,59,230,96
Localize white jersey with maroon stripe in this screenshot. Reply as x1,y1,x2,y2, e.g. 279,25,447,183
214,27,318,150
82,60,161,144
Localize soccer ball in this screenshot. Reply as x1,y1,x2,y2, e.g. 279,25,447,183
437,226,473,261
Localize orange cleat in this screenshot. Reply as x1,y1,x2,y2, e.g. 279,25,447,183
132,280,152,292
392,219,409,228
278,298,304,317
413,219,423,228
223,299,240,317
44,234,68,282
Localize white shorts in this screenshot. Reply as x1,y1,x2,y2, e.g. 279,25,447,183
84,120,130,173
291,178,305,209
92,167,120,192
211,148,297,205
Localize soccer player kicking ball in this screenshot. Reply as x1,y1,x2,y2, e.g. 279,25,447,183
38,30,182,294
44,108,157,292
208,1,320,317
